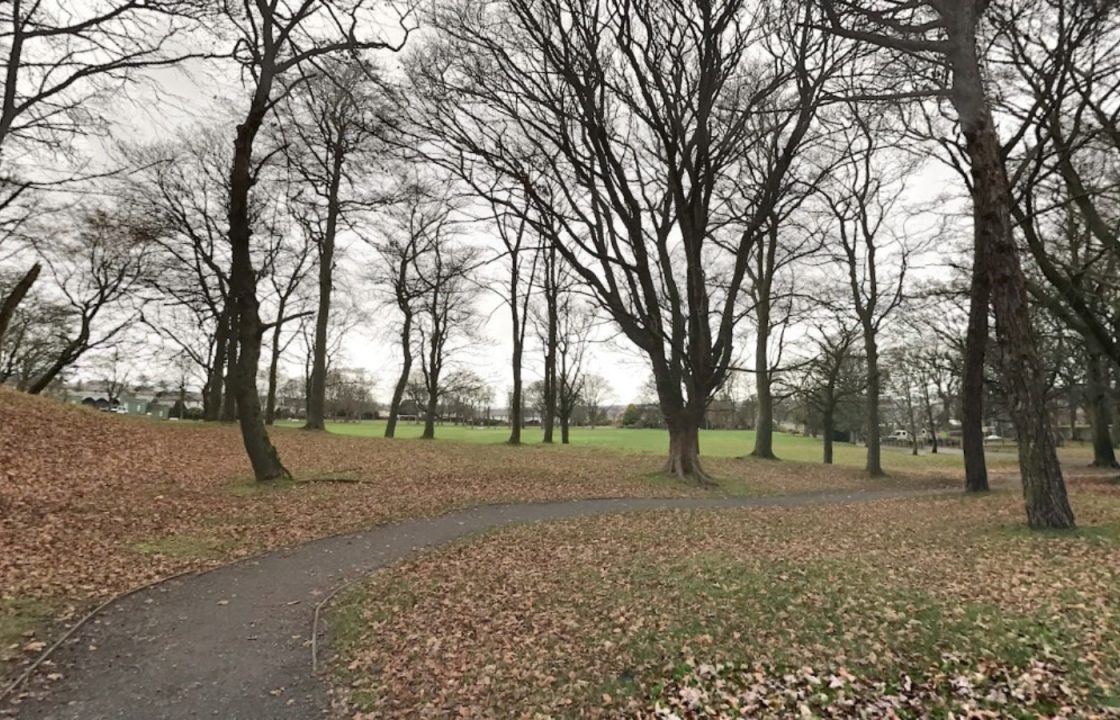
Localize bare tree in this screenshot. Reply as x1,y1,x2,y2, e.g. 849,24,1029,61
485,189,540,445
820,0,1075,527
819,109,915,477
800,314,864,464
413,238,480,440
555,292,595,444
408,0,838,482
282,57,393,431
371,174,456,438
0,278,68,388
578,374,612,429
123,124,238,421
26,208,156,393
216,0,408,480
263,226,314,425
0,1,212,346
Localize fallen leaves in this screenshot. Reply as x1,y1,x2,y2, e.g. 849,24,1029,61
330,491,1120,718
648,658,1120,719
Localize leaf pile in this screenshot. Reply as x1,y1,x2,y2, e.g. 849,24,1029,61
649,657,1120,719
332,490,1120,719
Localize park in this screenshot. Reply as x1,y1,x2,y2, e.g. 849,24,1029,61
2,0,1120,718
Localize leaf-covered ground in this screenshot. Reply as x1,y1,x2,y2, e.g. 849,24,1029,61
1,388,960,678
330,482,1120,719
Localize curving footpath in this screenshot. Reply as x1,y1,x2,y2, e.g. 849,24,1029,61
6,488,948,720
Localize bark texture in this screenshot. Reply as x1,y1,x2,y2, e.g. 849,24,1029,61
1087,352,1118,468
0,263,39,350
950,22,1072,527
227,91,289,481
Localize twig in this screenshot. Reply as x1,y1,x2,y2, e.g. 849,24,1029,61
311,575,368,674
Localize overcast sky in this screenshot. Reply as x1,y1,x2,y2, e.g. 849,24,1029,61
75,29,969,409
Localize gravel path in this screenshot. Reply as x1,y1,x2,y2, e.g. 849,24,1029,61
7,487,949,720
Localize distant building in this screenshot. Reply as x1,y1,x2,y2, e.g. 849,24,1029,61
62,381,200,420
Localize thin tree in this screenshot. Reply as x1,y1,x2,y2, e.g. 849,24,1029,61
217,0,408,481
801,315,864,464
372,175,455,439
413,239,481,439
284,58,392,431
819,109,914,477
555,293,595,444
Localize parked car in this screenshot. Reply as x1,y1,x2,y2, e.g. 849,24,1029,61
888,429,910,442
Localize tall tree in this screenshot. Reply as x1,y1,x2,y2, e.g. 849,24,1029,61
821,0,1075,527
485,190,540,445
372,175,455,439
122,124,242,421
217,0,407,480
554,292,595,444
820,108,914,477
284,58,392,431
412,238,481,439
801,317,864,465
409,0,838,482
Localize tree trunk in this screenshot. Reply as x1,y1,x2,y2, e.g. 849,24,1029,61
1087,351,1118,468
664,408,708,484
0,263,40,349
508,277,523,444
542,315,557,444
305,150,343,431
422,390,438,439
961,262,990,490
226,80,289,482
264,318,283,426
221,308,239,423
385,317,412,439
864,338,884,476
822,404,835,465
205,307,229,421
1068,385,1078,445
560,411,570,444
751,282,777,459
509,342,523,444
951,39,1073,527
907,396,919,456
542,245,558,443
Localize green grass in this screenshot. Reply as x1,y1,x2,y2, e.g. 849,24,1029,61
131,534,230,560
330,491,1120,717
277,419,1028,471
0,597,54,662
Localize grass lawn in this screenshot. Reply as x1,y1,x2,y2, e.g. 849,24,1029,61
279,419,1055,472
330,484,1120,719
